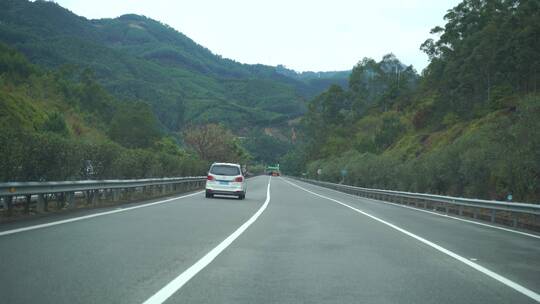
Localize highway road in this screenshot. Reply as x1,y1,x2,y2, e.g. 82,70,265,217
1,176,539,303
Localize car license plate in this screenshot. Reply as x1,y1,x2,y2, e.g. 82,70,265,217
219,181,229,185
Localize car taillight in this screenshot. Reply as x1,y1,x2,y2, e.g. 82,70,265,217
207,175,214,180
235,176,244,182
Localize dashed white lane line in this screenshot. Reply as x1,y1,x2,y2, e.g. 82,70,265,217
142,177,272,304
290,178,540,240
283,178,540,303
0,191,204,237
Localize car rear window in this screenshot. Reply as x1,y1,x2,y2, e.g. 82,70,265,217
210,165,240,176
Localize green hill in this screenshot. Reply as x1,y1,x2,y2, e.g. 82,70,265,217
283,0,540,202
0,0,348,132
0,43,208,181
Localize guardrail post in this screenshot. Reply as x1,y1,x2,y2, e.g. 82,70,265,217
66,192,75,209
36,194,45,213
113,189,120,202
99,189,106,204
473,208,478,219
512,213,518,227
458,205,463,216
24,194,31,214
86,190,95,206
57,193,65,209
4,196,13,216
490,209,496,223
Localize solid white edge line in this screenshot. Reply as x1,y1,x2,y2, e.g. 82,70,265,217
282,178,540,303
288,178,540,240
373,196,540,239
142,177,272,304
0,191,204,237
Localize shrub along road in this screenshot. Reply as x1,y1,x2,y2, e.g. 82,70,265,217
0,176,538,303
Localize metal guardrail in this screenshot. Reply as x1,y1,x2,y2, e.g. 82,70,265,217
0,176,206,215
294,177,540,231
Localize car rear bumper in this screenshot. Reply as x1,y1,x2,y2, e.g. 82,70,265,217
206,189,245,196
206,181,245,196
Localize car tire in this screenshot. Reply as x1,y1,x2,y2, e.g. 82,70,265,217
239,194,245,200
205,191,213,198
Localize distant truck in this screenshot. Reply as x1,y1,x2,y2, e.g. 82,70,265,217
266,164,280,176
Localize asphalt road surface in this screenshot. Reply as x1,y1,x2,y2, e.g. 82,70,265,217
1,176,539,304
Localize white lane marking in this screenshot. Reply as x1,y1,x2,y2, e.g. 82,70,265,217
142,177,272,304
381,198,540,240
0,191,204,237
282,178,540,303
287,178,540,240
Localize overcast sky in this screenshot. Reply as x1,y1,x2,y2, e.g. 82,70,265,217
55,0,460,72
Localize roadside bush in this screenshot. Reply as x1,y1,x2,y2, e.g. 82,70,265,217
0,130,207,182
303,96,540,202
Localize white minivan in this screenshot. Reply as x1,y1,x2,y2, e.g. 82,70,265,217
205,162,247,199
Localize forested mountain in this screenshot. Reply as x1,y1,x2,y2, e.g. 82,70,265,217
4,0,537,200
0,0,347,132
284,0,540,202
275,65,350,97
0,43,210,181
